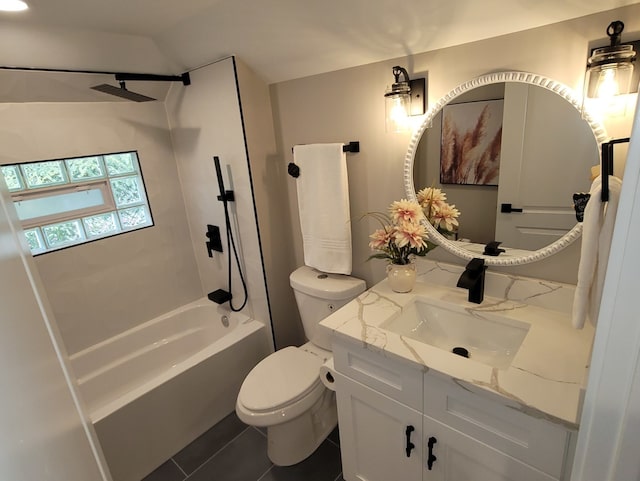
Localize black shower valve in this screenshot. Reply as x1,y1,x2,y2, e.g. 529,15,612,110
206,224,223,257
217,190,235,203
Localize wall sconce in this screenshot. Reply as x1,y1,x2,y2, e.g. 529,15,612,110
384,66,426,132
584,20,638,100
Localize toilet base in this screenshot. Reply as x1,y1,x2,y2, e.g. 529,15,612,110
266,389,337,466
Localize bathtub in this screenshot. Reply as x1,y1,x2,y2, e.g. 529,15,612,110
69,298,271,481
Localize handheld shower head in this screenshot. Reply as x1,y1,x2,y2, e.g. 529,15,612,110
213,156,234,203
214,156,226,202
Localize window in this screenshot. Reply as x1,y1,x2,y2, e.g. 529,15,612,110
1,151,153,255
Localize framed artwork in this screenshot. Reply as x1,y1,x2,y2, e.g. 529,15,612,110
440,99,504,185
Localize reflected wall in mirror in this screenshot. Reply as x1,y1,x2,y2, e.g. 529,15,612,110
405,72,608,266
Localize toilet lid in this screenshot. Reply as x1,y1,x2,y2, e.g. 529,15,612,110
238,346,323,412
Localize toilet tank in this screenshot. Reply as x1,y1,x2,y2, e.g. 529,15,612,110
289,266,366,350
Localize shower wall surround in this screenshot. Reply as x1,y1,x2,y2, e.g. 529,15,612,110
0,101,201,354
268,4,640,345
165,56,272,337
0,57,276,355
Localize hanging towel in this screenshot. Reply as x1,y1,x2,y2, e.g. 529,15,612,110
572,175,623,329
294,143,352,275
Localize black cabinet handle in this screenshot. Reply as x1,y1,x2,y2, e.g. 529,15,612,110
427,436,437,470
501,203,523,213
405,425,415,457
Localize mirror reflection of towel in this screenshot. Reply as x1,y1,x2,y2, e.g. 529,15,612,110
572,175,623,329
293,143,352,275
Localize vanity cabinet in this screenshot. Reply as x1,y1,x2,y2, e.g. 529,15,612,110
333,340,575,481
335,373,423,481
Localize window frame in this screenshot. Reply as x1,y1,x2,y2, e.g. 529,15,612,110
14,179,116,229
1,151,154,255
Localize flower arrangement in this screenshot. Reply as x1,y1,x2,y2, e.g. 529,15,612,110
368,187,460,265
416,186,460,235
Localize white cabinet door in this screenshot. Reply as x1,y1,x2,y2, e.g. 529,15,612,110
422,415,558,481
336,373,423,481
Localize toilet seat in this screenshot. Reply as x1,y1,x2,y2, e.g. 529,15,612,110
238,346,323,412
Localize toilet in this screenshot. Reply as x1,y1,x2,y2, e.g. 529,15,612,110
236,265,366,466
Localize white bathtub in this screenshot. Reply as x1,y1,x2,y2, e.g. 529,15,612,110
69,298,271,481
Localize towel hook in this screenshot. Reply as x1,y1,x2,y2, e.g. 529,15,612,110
601,138,629,202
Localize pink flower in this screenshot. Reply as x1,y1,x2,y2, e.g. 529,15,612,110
417,187,447,209
430,203,460,232
389,199,422,224
394,222,428,250
369,228,393,250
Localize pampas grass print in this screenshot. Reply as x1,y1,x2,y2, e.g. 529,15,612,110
441,102,502,185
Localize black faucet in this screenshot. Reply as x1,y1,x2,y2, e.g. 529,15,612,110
456,258,486,304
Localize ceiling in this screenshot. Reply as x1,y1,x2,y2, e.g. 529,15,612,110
1,0,639,102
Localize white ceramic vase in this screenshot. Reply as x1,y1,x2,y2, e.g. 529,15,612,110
386,262,417,293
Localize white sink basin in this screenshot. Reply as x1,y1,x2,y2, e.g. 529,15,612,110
380,298,530,369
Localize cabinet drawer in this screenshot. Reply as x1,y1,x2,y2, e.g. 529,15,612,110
333,339,423,410
423,372,571,479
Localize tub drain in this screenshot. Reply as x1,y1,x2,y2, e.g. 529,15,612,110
452,347,469,358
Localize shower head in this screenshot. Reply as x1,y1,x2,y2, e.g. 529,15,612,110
90,80,156,102
90,72,189,102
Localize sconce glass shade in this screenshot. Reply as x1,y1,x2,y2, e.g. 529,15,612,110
584,21,637,100
385,85,411,132
585,45,636,98
384,66,426,132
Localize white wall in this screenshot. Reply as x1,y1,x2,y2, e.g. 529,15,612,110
165,56,272,331
571,94,640,481
234,58,300,347
0,101,202,354
268,5,640,345
0,161,111,481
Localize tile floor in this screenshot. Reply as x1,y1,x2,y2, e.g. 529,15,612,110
142,412,345,481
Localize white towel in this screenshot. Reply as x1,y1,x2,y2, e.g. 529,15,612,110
572,175,623,329
294,143,352,275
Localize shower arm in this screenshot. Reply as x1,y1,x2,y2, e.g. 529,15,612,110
0,65,191,84
114,72,190,85
1,65,191,102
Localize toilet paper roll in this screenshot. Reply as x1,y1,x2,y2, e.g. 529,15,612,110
320,358,337,391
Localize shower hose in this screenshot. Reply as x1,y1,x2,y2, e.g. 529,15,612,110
214,156,248,312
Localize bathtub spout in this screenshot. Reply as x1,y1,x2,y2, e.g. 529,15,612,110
208,289,232,304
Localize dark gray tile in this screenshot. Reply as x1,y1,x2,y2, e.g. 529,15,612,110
174,412,248,474
258,440,342,481
186,428,272,481
141,460,185,481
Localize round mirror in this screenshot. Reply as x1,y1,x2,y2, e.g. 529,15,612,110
404,71,608,266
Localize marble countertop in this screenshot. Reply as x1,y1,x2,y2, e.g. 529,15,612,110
319,261,595,429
